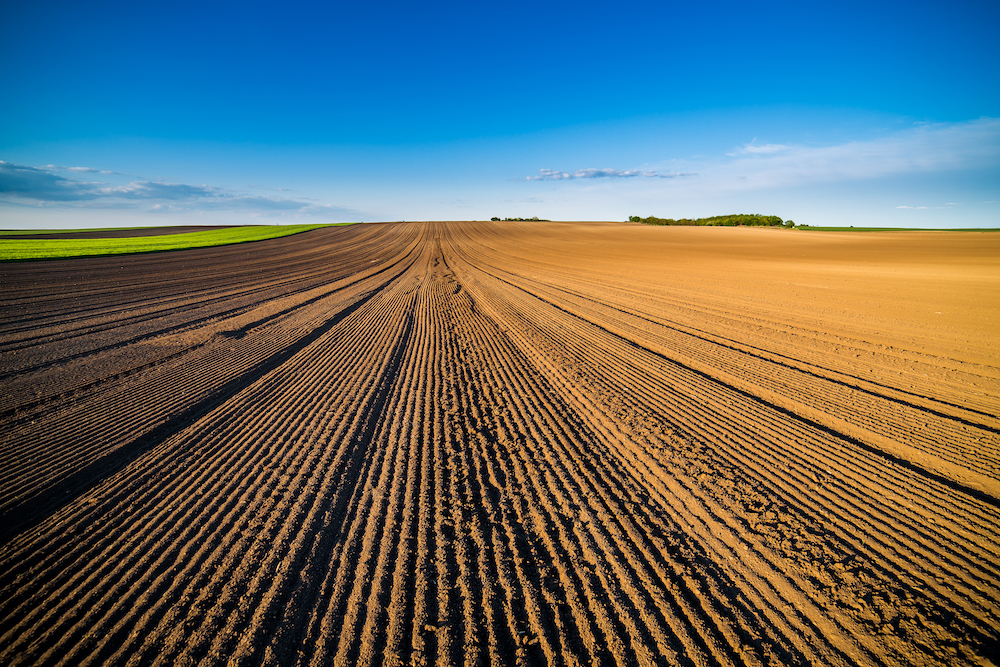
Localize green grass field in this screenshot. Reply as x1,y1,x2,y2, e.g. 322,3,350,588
0,224,350,261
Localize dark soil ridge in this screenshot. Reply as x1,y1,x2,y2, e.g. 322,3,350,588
0,225,237,240
0,221,997,667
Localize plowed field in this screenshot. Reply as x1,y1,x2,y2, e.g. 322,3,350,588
1,221,998,667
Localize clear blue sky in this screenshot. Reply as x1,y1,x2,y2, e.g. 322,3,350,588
2,0,998,227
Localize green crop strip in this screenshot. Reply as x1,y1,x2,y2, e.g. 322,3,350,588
0,224,351,261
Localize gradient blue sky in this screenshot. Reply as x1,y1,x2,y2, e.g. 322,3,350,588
2,0,998,228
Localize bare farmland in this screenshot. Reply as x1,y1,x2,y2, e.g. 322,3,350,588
1,221,998,666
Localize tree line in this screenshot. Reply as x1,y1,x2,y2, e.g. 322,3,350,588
629,214,795,228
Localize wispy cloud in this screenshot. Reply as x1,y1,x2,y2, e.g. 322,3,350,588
101,180,221,201
520,117,1000,196
703,117,1000,192
0,161,359,219
0,162,103,201
897,202,963,210
727,141,790,156
41,164,121,175
524,167,695,181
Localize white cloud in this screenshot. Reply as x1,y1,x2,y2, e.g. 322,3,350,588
525,169,572,180
0,160,359,219
702,117,1000,192
41,164,125,176
651,171,697,178
574,168,644,179
897,202,965,209
728,141,790,156
522,118,1000,197
743,143,789,154
0,162,100,201
524,167,695,181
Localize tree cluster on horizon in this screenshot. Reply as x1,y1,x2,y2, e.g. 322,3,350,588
629,214,795,228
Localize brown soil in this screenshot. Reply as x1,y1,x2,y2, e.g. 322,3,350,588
1,221,997,666
0,225,236,239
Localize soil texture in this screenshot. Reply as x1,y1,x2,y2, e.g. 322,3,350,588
1,221,998,666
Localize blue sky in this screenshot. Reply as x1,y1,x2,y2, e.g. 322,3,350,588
2,0,998,228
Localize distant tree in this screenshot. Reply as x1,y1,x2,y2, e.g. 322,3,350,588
630,213,794,228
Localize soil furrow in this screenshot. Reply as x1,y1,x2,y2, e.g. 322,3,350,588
1,221,996,667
